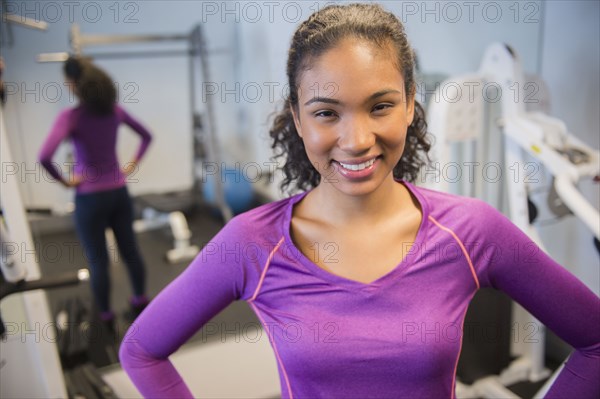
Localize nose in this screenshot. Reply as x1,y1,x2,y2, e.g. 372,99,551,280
337,115,376,154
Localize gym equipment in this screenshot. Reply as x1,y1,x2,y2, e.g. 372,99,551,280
1,103,114,397
202,166,255,215
1,5,48,47
426,43,599,398
0,12,69,397
1,101,77,397
133,192,200,264
65,363,118,399
0,268,89,301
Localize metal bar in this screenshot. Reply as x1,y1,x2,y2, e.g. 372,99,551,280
37,49,228,63
191,25,233,222
70,24,82,55
79,33,189,47
4,14,48,30
37,52,70,63
69,23,188,53
0,269,88,300
39,50,192,62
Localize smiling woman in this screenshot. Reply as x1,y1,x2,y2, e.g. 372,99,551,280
270,5,430,195
291,38,415,198
119,3,600,399
285,33,425,286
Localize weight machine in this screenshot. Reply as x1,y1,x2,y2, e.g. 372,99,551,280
425,43,599,398
0,9,91,397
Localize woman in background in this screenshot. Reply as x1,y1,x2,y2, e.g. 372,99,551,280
39,57,152,328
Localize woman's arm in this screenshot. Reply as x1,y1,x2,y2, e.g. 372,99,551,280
119,217,246,397
482,207,600,397
38,110,74,187
116,106,152,165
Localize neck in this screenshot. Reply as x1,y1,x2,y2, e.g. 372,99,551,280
312,176,407,226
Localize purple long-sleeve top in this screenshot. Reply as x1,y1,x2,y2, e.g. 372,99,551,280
119,181,600,398
38,105,152,194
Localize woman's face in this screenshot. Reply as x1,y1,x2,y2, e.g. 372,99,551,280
292,38,414,198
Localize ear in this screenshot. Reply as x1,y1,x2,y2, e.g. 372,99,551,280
290,104,303,138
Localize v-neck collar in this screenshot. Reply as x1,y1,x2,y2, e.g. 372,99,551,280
282,180,430,291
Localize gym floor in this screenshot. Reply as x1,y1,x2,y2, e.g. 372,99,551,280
31,196,562,399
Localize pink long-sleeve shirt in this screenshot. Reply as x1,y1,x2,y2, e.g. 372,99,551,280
120,181,600,398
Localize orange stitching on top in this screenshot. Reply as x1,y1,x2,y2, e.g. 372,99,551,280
428,215,480,290
248,236,285,303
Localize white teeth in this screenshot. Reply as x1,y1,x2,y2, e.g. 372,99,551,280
339,158,376,171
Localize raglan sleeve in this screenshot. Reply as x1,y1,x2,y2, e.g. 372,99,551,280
119,215,249,398
475,202,600,398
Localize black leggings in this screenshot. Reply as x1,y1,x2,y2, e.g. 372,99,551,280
74,186,146,312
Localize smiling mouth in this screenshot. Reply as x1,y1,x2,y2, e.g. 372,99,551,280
333,156,381,171
338,159,375,171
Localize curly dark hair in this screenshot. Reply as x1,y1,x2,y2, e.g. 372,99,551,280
64,56,116,115
270,3,431,193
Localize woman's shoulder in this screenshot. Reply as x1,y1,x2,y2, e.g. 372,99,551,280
49,106,81,130
221,193,305,238
407,184,519,252
110,104,127,119
408,182,504,223
56,106,80,119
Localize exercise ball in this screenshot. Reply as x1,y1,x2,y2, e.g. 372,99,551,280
203,166,254,215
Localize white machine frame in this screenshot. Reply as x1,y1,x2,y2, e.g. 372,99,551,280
426,43,599,398
0,11,68,398
1,102,69,398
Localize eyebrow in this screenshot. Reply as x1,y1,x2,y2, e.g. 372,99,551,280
303,89,402,107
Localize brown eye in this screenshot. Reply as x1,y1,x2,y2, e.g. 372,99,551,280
372,103,393,113
315,110,337,118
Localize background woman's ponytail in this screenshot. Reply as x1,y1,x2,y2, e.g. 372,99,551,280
64,56,117,115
